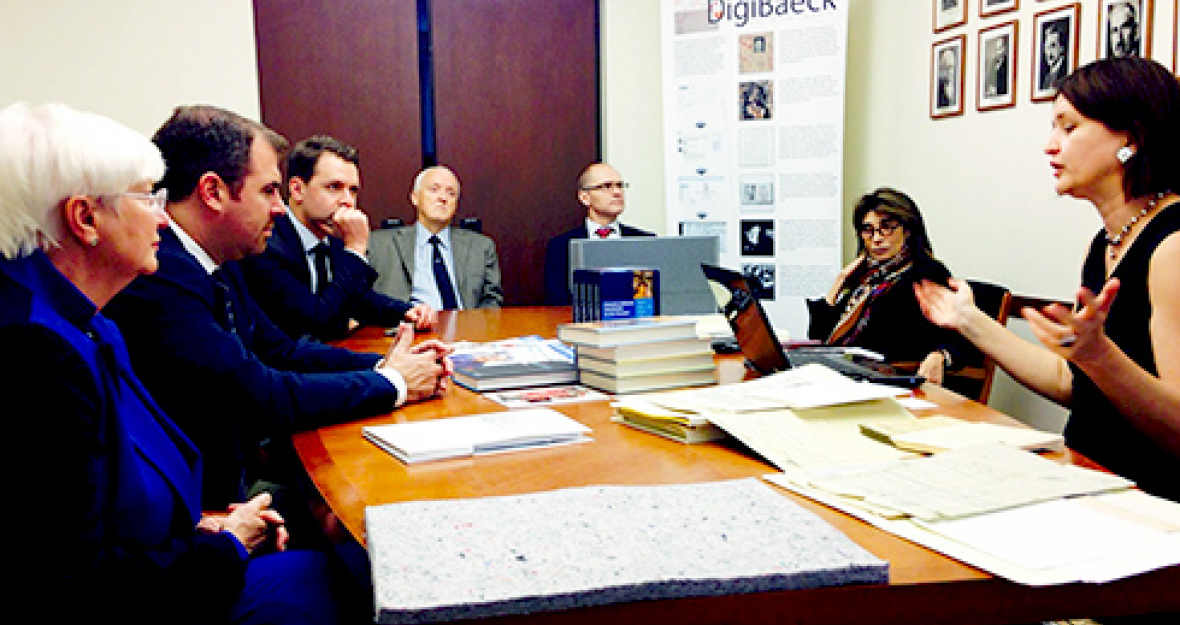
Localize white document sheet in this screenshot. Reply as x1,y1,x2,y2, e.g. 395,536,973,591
647,364,907,412
797,443,1133,521
765,474,1180,586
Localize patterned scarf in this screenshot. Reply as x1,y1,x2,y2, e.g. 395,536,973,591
827,249,913,346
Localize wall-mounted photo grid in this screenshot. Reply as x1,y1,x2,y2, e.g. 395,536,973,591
932,0,1177,116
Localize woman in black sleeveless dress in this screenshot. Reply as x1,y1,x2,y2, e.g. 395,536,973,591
916,57,1180,506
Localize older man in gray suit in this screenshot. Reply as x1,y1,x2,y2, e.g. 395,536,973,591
369,165,503,309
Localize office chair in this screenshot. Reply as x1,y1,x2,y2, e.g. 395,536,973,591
379,216,479,231
942,279,1012,404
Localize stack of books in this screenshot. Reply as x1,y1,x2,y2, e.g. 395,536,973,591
450,336,577,391
557,317,716,394
572,267,659,322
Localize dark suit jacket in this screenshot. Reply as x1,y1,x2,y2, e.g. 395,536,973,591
368,224,503,308
105,228,400,508
239,213,412,341
543,223,654,305
2,251,247,624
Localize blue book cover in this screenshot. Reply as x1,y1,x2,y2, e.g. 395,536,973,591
572,268,660,322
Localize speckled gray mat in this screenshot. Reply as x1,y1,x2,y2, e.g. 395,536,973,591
366,478,887,624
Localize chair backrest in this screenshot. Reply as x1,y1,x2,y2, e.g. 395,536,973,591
380,217,405,229
942,279,1012,404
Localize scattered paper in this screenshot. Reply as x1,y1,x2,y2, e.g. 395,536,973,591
793,443,1133,521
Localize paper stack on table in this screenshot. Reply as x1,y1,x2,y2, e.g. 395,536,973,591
765,444,1180,586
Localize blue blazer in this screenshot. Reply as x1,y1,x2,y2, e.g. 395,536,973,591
543,223,654,305
105,228,400,508
239,213,412,341
1,251,248,623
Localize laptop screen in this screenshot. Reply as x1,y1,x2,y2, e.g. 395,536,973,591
701,264,789,374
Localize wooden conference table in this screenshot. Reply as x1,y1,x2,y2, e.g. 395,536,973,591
295,307,1180,625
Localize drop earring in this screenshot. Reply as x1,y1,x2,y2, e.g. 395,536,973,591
1117,146,1134,164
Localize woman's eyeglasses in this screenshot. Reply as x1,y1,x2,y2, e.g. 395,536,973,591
101,189,168,216
857,220,900,239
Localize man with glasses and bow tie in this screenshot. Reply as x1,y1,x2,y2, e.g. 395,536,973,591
369,165,503,310
544,162,654,305
239,135,435,341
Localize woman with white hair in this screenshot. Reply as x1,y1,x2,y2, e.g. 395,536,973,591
0,102,339,625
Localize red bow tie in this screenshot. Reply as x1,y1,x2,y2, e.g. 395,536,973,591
595,227,612,238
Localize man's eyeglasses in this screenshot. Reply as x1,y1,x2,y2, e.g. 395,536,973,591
582,181,629,192
857,220,901,239
102,189,168,215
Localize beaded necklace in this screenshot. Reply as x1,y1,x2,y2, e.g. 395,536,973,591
1106,193,1163,259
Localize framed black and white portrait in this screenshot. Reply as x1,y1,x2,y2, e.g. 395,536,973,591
934,0,968,32
931,35,966,119
1099,0,1153,60
978,21,1018,111
981,0,1018,18
1031,4,1079,102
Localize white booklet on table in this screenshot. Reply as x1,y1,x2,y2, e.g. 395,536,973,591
363,408,592,464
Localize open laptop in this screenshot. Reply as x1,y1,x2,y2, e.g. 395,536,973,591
701,263,924,388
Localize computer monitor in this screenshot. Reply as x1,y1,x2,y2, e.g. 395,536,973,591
568,236,720,315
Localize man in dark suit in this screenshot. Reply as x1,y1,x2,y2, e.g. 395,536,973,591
984,34,1009,98
369,165,503,309
544,162,654,305
1039,20,1069,92
1106,1,1141,58
239,135,435,341
105,105,451,511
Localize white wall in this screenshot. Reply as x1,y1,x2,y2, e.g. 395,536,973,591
600,0,667,236
0,0,260,136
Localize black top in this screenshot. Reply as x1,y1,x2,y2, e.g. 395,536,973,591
806,255,963,365
1067,201,1180,502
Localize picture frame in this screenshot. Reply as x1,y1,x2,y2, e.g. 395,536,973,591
1174,0,1178,71
981,0,1018,17
931,34,966,118
934,0,968,32
978,21,1018,111
1098,0,1153,60
1031,4,1079,102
